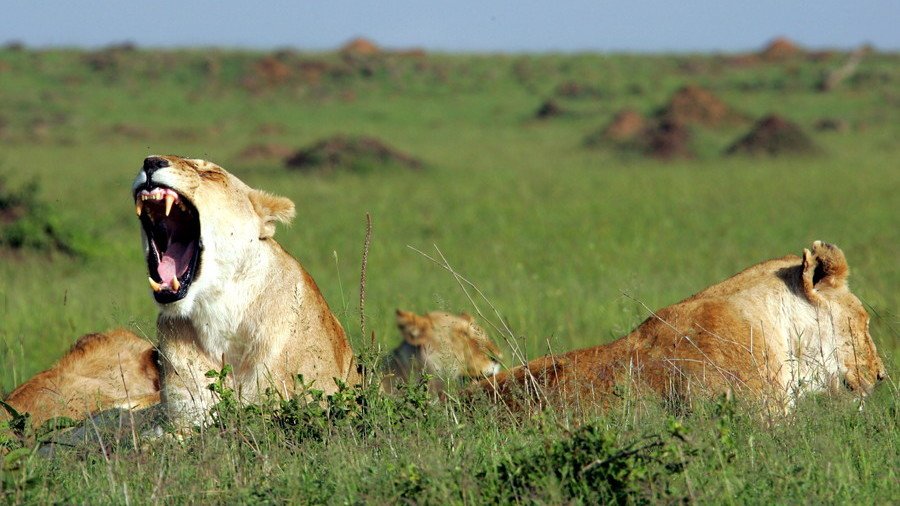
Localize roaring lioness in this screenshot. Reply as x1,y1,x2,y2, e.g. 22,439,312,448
133,155,357,427
2,329,160,427
382,309,502,393
476,241,886,411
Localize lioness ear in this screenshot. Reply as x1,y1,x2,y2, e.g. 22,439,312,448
802,240,849,302
249,189,296,239
396,309,429,346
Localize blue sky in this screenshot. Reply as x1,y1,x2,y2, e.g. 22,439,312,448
3,1,898,53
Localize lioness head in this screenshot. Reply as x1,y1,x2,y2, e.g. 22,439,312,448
394,309,503,381
132,155,295,310
800,241,887,395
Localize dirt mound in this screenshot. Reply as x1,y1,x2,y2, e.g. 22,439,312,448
602,109,646,141
255,122,287,136
726,115,819,156
340,38,380,56
659,85,743,127
586,115,693,160
0,180,26,225
236,142,295,162
109,123,150,139
285,135,423,174
554,81,604,99
760,37,803,61
813,118,849,133
254,56,292,86
643,120,693,160
534,99,565,120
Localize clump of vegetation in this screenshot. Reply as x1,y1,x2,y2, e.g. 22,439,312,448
202,359,435,444
484,419,692,503
0,177,81,255
284,135,424,174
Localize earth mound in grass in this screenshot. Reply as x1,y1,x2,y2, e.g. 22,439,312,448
585,110,693,160
236,142,295,162
534,99,566,120
658,85,744,127
554,81,604,99
643,119,693,160
285,135,424,174
601,108,646,141
254,56,292,85
813,118,849,132
340,38,380,56
726,115,820,156
760,37,803,61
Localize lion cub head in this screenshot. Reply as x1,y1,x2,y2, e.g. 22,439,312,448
132,155,294,312
384,309,503,391
800,241,887,395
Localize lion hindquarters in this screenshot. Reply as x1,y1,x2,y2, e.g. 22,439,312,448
3,329,160,426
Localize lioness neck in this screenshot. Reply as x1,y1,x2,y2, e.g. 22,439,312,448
174,240,301,364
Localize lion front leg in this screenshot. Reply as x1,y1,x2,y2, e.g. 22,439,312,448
157,317,221,431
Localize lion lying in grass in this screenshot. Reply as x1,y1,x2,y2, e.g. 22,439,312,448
382,309,502,393
2,329,159,427
475,241,886,412
133,155,358,428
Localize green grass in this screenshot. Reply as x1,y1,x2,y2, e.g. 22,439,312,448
0,48,898,503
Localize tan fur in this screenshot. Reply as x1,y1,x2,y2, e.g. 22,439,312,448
475,242,886,412
2,329,160,426
382,310,502,393
136,156,358,428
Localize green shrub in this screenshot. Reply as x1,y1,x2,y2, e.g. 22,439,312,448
0,177,82,256
484,418,692,504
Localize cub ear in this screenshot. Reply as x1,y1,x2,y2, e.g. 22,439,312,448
249,189,296,239
801,240,849,301
396,309,430,346
459,312,474,323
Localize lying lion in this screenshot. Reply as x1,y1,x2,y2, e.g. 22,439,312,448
2,329,159,427
133,155,358,428
475,241,887,412
382,309,502,393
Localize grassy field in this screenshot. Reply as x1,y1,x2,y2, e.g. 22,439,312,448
0,46,898,503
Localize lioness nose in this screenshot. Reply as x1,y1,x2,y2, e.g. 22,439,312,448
143,156,169,176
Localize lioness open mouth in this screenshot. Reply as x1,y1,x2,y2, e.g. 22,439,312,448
135,186,201,304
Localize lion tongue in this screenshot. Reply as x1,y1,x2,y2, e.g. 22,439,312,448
157,257,177,286
156,241,191,288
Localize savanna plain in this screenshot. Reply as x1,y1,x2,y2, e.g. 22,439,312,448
0,43,898,503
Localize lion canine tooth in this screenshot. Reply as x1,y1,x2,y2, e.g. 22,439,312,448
135,200,143,216
149,277,163,292
172,277,181,291
164,194,175,216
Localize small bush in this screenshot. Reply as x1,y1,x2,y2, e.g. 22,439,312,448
0,177,82,256
201,362,435,444
483,418,693,503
